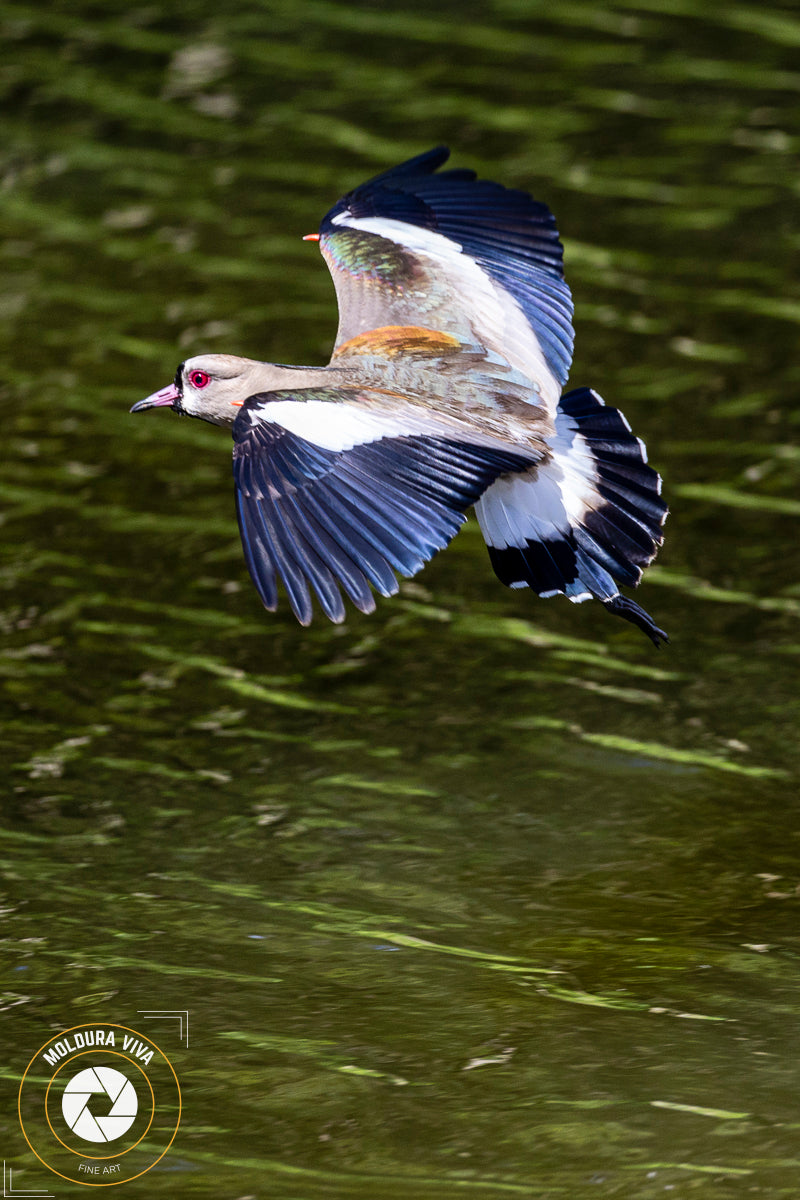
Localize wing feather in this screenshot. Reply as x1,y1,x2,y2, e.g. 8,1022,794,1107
232,390,534,623
317,147,574,405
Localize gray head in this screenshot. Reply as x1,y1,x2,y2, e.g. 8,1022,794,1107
130,354,291,427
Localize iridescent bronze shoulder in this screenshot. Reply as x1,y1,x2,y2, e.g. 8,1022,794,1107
332,325,462,360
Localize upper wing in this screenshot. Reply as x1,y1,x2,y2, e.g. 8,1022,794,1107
232,388,535,625
317,147,574,413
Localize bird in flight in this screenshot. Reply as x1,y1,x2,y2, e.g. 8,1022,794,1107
132,147,667,644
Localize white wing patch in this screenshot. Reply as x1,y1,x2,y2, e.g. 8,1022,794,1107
249,399,410,451
475,472,568,548
331,212,562,413
546,429,602,527
474,429,601,551
331,212,462,259
249,398,482,453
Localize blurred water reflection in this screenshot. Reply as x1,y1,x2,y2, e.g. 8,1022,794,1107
2,1,800,1196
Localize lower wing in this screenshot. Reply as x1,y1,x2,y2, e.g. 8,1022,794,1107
232,389,534,624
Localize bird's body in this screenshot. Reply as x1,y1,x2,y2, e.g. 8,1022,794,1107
132,147,667,643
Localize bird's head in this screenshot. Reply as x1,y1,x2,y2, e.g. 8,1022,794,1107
131,354,284,427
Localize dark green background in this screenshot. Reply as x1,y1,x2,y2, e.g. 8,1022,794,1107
2,0,799,1196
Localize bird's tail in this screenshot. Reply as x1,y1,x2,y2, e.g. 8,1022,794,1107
474,386,668,645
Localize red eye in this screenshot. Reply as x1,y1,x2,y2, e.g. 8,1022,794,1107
188,370,210,389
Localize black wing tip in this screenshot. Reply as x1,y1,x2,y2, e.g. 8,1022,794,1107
602,594,669,648
404,145,451,172
369,145,451,182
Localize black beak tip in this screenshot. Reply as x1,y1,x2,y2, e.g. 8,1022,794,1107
130,383,181,414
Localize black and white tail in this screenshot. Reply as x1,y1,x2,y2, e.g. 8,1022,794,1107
474,387,668,645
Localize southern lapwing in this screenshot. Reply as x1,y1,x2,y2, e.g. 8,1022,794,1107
132,147,668,643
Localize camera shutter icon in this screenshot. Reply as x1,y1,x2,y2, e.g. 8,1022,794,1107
61,1066,138,1143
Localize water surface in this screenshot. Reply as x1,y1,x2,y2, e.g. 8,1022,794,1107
2,1,800,1196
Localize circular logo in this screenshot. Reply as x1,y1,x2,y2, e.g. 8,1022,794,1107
62,1066,138,1143
18,1023,181,1187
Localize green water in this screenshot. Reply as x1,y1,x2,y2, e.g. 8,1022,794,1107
2,1,800,1196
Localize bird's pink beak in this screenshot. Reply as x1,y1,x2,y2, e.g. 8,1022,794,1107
130,383,181,413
